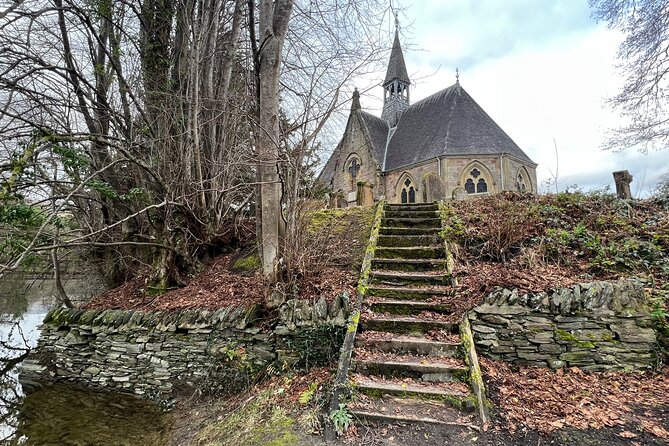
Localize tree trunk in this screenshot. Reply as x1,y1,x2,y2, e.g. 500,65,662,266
253,0,293,281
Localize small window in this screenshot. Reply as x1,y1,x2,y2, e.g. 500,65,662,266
400,178,416,203
464,178,475,194
347,158,361,189
463,165,490,195
516,172,527,192
476,179,487,193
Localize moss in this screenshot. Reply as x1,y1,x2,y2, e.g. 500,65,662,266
347,311,360,333
232,255,261,271
145,282,169,297
197,390,299,446
554,329,595,349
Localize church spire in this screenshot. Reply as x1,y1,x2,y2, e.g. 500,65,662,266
381,22,410,128
383,28,410,86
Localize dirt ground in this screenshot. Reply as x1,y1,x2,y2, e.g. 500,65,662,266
167,364,669,446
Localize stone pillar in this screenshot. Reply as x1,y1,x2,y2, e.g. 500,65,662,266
613,170,633,199
357,181,374,206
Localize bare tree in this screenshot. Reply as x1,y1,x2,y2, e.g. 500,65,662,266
591,0,669,151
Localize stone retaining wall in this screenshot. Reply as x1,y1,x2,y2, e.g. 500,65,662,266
469,279,658,371
20,294,349,402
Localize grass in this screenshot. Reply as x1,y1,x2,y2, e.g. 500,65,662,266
196,390,299,446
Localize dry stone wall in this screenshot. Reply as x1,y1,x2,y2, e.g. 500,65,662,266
469,279,658,371
20,294,349,403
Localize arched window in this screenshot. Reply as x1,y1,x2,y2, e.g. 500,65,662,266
477,178,488,193
516,168,530,193
462,166,489,195
400,178,416,204
346,157,361,190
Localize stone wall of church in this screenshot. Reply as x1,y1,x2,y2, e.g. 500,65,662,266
331,113,380,205
380,155,537,204
383,159,439,203
441,155,503,197
505,157,538,194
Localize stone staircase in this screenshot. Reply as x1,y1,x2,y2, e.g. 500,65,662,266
348,202,479,426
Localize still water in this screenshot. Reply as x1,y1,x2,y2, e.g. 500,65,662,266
0,276,173,445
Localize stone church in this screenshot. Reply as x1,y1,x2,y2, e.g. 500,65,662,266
318,29,538,206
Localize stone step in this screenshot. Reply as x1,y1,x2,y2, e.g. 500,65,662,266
368,299,452,315
384,210,439,219
385,203,438,212
379,226,441,236
352,353,468,382
356,333,461,358
361,315,458,334
382,218,442,229
371,258,447,272
366,286,454,300
374,246,445,260
349,395,477,426
370,270,451,286
377,235,440,248
354,376,473,410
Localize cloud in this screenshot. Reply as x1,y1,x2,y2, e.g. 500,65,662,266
347,3,669,197
402,0,596,69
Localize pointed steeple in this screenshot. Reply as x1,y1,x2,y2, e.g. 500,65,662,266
383,29,410,86
381,24,410,128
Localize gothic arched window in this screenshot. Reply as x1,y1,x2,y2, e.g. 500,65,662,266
516,171,528,193
400,178,416,204
463,167,489,195
347,158,361,189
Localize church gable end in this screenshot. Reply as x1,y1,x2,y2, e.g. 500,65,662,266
318,21,539,206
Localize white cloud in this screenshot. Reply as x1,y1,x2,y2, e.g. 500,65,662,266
344,3,669,197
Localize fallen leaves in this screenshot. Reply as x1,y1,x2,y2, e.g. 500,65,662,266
85,254,356,311
482,358,669,438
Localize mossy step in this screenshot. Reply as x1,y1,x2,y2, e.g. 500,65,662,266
352,358,468,382
375,246,445,260
366,286,454,300
356,334,460,358
370,270,451,286
361,315,458,334
349,395,476,426
377,235,440,247
385,203,439,212
368,299,452,315
382,218,442,229
349,410,470,426
371,258,447,272
384,210,439,219
354,378,473,410
380,227,441,236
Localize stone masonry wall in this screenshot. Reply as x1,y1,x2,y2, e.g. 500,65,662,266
469,279,658,371
20,294,349,403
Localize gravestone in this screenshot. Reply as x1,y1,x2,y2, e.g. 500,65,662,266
612,170,633,199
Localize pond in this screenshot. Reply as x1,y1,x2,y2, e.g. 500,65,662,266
0,275,173,445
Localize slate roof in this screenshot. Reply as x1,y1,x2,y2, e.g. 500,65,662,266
318,83,535,182
382,83,535,171
317,142,339,185
383,30,410,85
360,111,390,163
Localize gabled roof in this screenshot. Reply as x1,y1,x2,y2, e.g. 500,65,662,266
383,30,410,85
360,111,390,163
317,142,340,186
316,107,389,187
383,83,535,171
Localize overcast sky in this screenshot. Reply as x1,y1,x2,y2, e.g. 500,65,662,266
350,0,669,197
